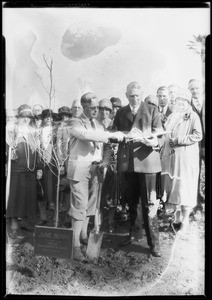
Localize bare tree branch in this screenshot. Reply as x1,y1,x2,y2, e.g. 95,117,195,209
35,72,50,95
36,53,56,109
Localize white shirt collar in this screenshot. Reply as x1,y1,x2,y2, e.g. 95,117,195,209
192,97,203,109
159,105,168,114
129,105,139,114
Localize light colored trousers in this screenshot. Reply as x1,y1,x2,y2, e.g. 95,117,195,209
68,164,99,221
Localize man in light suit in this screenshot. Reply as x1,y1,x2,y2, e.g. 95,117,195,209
114,82,163,257
66,92,125,261
168,84,180,112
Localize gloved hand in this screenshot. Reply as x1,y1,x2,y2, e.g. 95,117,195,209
11,148,18,161
37,169,43,180
60,165,65,175
169,137,178,147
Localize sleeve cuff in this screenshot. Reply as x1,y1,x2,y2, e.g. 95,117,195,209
152,144,160,151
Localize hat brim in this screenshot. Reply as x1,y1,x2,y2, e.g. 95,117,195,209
176,97,191,102
34,114,43,120
99,107,112,111
41,112,59,120
58,112,72,117
16,113,33,118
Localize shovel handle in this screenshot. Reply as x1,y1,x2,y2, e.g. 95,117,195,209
95,182,102,232
94,166,107,232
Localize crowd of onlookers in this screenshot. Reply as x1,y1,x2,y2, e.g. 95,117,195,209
6,78,205,261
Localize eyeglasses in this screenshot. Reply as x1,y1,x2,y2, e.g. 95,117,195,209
89,106,99,110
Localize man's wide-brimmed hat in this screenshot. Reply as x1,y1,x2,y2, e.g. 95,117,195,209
58,106,72,117
16,104,33,118
110,97,122,108
40,109,59,120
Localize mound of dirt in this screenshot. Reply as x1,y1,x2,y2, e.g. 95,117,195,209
7,209,204,296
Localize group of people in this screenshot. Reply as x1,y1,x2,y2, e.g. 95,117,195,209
6,78,205,261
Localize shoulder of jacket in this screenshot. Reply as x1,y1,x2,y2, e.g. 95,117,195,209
139,101,154,114
117,105,130,115
68,117,83,126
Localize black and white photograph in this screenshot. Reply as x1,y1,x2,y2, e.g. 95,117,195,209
3,2,210,296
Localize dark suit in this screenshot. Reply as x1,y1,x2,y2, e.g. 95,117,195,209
158,106,172,128
191,99,204,155
191,98,205,211
114,103,163,250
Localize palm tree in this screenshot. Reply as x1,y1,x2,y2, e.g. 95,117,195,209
187,34,206,86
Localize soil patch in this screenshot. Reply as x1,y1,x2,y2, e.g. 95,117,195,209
5,210,205,296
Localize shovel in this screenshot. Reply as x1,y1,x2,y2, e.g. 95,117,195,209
86,167,106,260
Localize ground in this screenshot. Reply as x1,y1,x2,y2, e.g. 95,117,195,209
5,161,205,296
5,209,205,297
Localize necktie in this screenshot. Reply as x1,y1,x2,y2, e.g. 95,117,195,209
90,118,96,129
90,119,99,149
131,109,136,122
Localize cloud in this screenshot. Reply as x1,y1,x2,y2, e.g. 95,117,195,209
3,8,209,109
61,21,122,61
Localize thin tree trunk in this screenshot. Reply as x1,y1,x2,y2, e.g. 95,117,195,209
6,146,12,210
55,171,60,228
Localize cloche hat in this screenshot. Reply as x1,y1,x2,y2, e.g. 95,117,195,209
40,109,59,120
58,106,72,117
110,97,122,108
16,104,33,118
99,99,113,111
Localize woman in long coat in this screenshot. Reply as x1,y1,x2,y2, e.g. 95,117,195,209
38,109,60,225
161,92,202,233
6,105,42,239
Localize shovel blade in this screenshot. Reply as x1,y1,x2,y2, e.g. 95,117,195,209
86,229,104,260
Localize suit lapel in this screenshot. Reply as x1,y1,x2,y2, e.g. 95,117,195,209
166,107,172,117
191,100,201,116
80,113,92,129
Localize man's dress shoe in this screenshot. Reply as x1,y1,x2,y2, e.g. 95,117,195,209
120,235,136,246
150,246,162,257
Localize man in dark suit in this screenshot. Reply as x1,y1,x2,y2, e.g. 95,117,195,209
157,86,172,127
113,82,163,257
188,79,205,215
